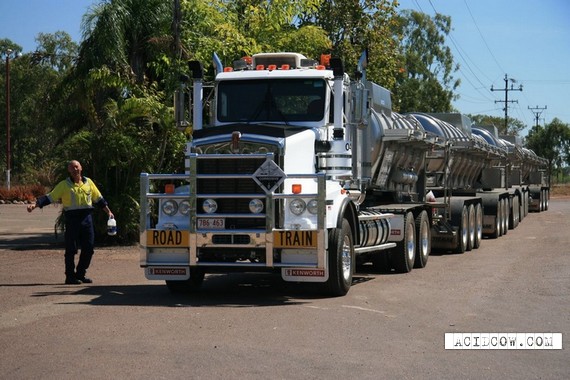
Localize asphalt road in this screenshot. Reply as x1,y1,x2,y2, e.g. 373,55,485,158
0,201,568,379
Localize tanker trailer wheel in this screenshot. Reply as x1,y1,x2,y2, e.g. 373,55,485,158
414,211,430,268
325,219,354,296
453,205,468,254
391,212,416,273
166,268,205,293
473,203,483,249
492,200,502,239
502,198,508,234
510,195,520,229
466,204,476,251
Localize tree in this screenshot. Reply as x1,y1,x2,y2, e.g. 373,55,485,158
300,0,401,89
526,118,570,181
0,34,78,186
392,10,459,112
180,0,330,72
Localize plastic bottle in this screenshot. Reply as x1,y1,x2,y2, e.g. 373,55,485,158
107,216,117,236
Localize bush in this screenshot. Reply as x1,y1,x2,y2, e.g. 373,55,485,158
0,184,48,203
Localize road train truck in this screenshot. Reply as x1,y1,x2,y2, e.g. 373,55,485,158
139,52,548,296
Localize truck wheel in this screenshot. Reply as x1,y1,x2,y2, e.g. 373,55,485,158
466,204,475,251
502,198,509,235
491,200,501,239
414,210,430,268
166,268,205,293
325,219,354,296
473,203,483,249
510,195,519,229
392,212,416,273
455,206,468,253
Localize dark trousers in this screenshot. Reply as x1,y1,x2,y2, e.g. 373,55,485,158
64,210,95,278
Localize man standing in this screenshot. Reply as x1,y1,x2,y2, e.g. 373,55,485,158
27,160,114,284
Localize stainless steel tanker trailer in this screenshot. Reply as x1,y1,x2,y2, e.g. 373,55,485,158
138,51,549,296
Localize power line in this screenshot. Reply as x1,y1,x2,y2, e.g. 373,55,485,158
426,0,495,104
462,0,504,73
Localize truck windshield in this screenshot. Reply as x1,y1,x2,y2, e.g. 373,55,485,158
217,79,327,123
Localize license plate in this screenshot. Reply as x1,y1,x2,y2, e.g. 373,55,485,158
273,230,317,248
146,230,189,247
197,218,225,230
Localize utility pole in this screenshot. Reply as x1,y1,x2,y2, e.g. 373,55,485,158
4,50,12,190
528,105,547,128
491,74,523,132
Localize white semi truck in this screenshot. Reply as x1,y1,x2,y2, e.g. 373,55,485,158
139,52,549,296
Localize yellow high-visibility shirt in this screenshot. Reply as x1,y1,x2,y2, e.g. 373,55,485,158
47,177,104,211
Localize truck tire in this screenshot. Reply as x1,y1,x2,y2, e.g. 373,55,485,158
473,203,483,249
509,195,519,229
165,268,205,293
392,212,416,273
491,200,501,239
325,219,354,296
501,198,508,235
455,206,468,253
466,204,475,251
414,210,430,268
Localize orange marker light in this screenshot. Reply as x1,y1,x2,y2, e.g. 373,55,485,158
292,184,302,194
165,184,175,194
223,67,233,72
281,64,290,70
256,64,265,70
268,64,277,71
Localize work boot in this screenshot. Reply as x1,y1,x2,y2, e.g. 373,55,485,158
76,276,93,284
65,276,81,285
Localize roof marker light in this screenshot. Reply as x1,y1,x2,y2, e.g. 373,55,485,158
292,184,302,194
165,184,175,194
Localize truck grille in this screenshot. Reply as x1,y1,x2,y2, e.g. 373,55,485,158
192,154,279,231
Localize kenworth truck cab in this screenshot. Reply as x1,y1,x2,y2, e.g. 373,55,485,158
139,52,412,296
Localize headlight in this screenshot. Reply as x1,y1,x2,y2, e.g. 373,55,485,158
162,200,178,216
307,199,318,214
249,198,264,214
289,198,306,215
202,199,218,214
179,200,191,216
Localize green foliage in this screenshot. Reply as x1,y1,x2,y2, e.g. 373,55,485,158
526,118,570,179
300,0,401,89
392,9,459,112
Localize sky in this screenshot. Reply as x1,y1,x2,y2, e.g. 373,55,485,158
1,0,569,134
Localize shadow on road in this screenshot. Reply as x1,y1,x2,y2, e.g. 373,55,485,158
24,273,378,308
0,233,63,250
